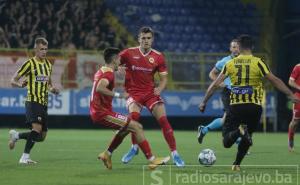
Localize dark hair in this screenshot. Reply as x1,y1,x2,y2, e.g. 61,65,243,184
103,47,120,64
237,34,253,50
34,37,48,48
138,26,154,36
229,38,238,47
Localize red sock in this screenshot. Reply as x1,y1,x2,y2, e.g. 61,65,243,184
130,112,140,145
138,140,153,159
288,128,295,140
107,134,125,153
158,116,176,151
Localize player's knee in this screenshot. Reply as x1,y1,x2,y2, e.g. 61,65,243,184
35,133,47,142
136,122,143,130
129,121,143,132
130,112,140,121
223,138,231,148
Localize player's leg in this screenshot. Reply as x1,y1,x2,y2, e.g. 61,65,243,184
121,98,142,163
18,123,42,164
17,102,46,164
126,120,170,169
98,113,169,169
222,105,251,148
198,88,230,144
198,114,225,144
151,102,185,167
288,103,300,151
97,113,131,169
232,104,261,171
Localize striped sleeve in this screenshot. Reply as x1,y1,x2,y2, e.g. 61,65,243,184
257,59,270,77
17,60,31,77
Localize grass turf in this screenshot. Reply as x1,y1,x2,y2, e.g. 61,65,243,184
0,129,299,185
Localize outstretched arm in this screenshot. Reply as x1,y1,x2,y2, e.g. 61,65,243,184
289,78,300,92
199,73,226,112
265,72,299,102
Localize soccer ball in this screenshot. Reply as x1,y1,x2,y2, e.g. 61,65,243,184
198,149,216,166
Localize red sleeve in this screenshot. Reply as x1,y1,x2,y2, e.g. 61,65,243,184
157,54,168,74
119,49,128,65
290,65,300,80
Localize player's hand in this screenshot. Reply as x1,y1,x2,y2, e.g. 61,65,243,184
289,94,300,103
154,87,162,95
50,87,60,95
218,82,225,88
117,66,126,76
198,102,206,112
121,92,129,99
21,80,28,88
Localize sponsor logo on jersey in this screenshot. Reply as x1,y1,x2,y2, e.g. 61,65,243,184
131,65,152,72
36,76,49,82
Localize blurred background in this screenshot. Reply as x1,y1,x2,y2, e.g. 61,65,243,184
0,0,299,131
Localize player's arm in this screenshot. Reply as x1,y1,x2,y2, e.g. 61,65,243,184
199,73,226,112
96,78,128,99
48,78,60,95
209,67,225,88
11,71,27,88
289,78,300,91
265,73,299,102
154,73,167,95
209,67,219,81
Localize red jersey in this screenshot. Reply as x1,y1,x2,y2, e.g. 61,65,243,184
119,47,168,94
290,64,300,97
90,66,114,117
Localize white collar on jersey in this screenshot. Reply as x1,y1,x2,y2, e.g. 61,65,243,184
138,47,152,57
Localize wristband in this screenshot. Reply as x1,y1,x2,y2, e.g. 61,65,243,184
114,92,121,98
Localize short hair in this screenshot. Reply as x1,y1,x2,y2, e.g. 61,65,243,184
237,34,254,50
103,47,120,64
138,26,154,36
229,38,238,47
34,37,48,48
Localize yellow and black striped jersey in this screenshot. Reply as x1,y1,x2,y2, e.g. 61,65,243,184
221,54,270,105
17,57,52,105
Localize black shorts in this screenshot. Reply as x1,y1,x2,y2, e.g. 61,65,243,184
25,101,48,132
221,87,231,114
222,103,262,137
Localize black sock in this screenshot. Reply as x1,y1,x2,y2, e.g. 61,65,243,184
24,130,40,154
234,138,251,165
19,132,31,140
223,129,241,148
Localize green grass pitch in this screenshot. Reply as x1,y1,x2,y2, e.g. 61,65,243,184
0,129,299,185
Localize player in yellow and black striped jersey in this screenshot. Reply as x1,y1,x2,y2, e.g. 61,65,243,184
9,37,59,164
199,34,300,171
222,54,270,106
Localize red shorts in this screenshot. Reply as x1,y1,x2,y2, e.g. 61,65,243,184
293,103,300,119
91,111,130,130
126,92,164,112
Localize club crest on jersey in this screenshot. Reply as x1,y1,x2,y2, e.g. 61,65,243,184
148,57,155,63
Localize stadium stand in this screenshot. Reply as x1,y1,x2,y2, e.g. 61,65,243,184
105,0,262,52
0,0,125,50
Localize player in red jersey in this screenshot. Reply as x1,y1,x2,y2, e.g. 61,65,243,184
90,47,170,170
119,27,184,167
288,64,300,151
